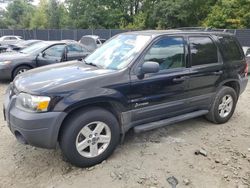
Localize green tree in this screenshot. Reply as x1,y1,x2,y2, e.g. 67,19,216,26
5,0,35,28
30,0,48,29
30,0,68,29
47,0,60,28
203,0,250,29
142,0,217,29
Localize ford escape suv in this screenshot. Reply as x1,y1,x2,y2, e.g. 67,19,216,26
3,30,248,167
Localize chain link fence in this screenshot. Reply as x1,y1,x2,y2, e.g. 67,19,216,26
0,29,131,41
1,28,250,46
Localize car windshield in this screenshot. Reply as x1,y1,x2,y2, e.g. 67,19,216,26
19,42,49,54
16,40,38,46
85,34,152,70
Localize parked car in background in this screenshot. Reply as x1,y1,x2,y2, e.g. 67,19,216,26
0,35,23,46
3,30,248,167
79,35,106,52
5,40,42,52
0,45,7,53
0,41,91,80
242,46,250,73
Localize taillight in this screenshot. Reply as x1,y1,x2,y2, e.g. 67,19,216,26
245,63,248,78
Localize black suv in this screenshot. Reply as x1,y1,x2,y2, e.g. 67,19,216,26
3,30,248,167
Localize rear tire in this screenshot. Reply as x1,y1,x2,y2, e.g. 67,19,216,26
206,86,237,124
12,65,31,79
60,107,120,167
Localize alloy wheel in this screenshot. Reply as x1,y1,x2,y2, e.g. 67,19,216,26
218,94,234,118
75,121,111,158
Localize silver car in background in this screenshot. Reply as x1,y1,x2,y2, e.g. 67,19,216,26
0,35,23,46
79,35,106,52
242,46,250,73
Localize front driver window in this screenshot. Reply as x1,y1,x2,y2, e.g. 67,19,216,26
44,44,65,57
144,37,185,70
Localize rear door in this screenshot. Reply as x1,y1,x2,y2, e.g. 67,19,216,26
129,35,190,125
186,35,224,109
36,44,66,67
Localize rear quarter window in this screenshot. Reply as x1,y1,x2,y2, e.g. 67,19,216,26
217,36,243,61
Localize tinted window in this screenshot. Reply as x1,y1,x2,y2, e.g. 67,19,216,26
67,44,84,53
144,37,185,70
218,36,243,61
44,44,65,57
189,37,218,66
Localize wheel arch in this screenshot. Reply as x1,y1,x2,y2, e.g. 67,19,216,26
58,99,127,143
222,80,240,97
12,64,33,79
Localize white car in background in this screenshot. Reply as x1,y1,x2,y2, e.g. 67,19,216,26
0,35,23,46
79,35,106,52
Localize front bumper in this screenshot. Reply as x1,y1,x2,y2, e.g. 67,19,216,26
4,88,67,149
0,66,12,80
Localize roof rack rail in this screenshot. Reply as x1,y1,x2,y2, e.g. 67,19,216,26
176,27,234,33
176,27,212,31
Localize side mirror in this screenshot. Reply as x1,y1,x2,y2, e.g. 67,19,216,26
140,61,160,74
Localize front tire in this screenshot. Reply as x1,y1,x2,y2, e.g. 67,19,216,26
206,86,237,124
60,107,120,167
12,65,31,79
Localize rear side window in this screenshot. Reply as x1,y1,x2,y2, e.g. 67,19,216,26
189,36,218,66
9,37,17,40
218,36,243,61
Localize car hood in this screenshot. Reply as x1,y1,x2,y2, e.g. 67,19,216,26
0,52,28,61
14,61,117,94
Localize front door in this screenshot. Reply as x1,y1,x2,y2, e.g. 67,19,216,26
129,36,190,125
37,44,66,67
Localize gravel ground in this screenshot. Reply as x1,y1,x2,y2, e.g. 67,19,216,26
0,79,250,188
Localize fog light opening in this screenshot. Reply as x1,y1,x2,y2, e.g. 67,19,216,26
14,131,27,145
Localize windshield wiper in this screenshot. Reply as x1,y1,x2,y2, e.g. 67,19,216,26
83,59,102,68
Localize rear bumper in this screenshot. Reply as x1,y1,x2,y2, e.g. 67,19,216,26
4,90,67,149
239,76,248,95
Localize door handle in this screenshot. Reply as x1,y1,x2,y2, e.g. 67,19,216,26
213,70,223,75
172,76,188,83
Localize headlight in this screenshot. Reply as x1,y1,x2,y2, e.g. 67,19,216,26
0,61,11,65
16,93,51,112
